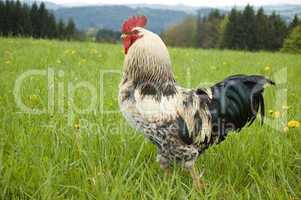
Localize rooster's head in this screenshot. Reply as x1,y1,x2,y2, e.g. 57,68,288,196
121,16,148,54
121,16,176,96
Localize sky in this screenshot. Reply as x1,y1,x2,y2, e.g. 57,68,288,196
46,0,301,7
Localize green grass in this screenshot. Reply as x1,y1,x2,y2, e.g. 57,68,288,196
0,37,300,199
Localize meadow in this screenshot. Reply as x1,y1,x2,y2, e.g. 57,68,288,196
0,37,300,199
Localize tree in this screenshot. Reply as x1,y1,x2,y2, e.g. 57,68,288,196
46,13,57,38
196,10,202,47
4,0,14,36
38,2,48,38
96,29,120,43
14,0,23,36
266,12,288,51
197,9,224,48
281,25,301,54
196,16,206,47
288,15,300,32
21,3,33,36
255,8,269,50
65,18,76,40
161,16,198,47
223,8,243,49
57,19,66,40
217,16,229,48
0,0,4,35
240,5,257,50
30,2,39,37
0,1,77,40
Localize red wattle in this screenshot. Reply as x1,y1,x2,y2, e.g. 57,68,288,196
123,34,141,54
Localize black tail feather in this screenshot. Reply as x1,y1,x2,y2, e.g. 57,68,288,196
207,74,274,139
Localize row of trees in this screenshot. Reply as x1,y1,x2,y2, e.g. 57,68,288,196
0,0,77,40
95,29,121,43
221,6,289,51
162,5,301,52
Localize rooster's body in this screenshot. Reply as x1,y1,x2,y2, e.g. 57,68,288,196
119,16,274,188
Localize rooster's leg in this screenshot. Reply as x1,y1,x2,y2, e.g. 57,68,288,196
164,168,171,176
189,165,206,190
157,154,171,176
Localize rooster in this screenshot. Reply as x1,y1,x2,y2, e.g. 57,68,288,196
118,16,275,189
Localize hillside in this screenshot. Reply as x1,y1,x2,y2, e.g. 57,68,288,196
262,4,301,22
53,4,301,32
19,2,301,32
54,6,188,33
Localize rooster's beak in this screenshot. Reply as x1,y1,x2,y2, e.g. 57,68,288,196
120,34,127,39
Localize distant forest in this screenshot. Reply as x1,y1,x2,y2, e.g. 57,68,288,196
161,5,301,52
0,1,300,53
0,0,77,40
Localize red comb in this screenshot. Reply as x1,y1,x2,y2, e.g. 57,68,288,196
122,16,147,33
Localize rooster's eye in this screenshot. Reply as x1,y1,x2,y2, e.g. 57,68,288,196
132,30,139,35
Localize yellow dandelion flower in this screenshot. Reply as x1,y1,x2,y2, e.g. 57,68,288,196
283,127,289,133
74,123,80,129
29,94,39,104
273,111,281,118
79,59,87,65
264,66,271,71
30,94,38,100
288,120,300,128
268,110,274,115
